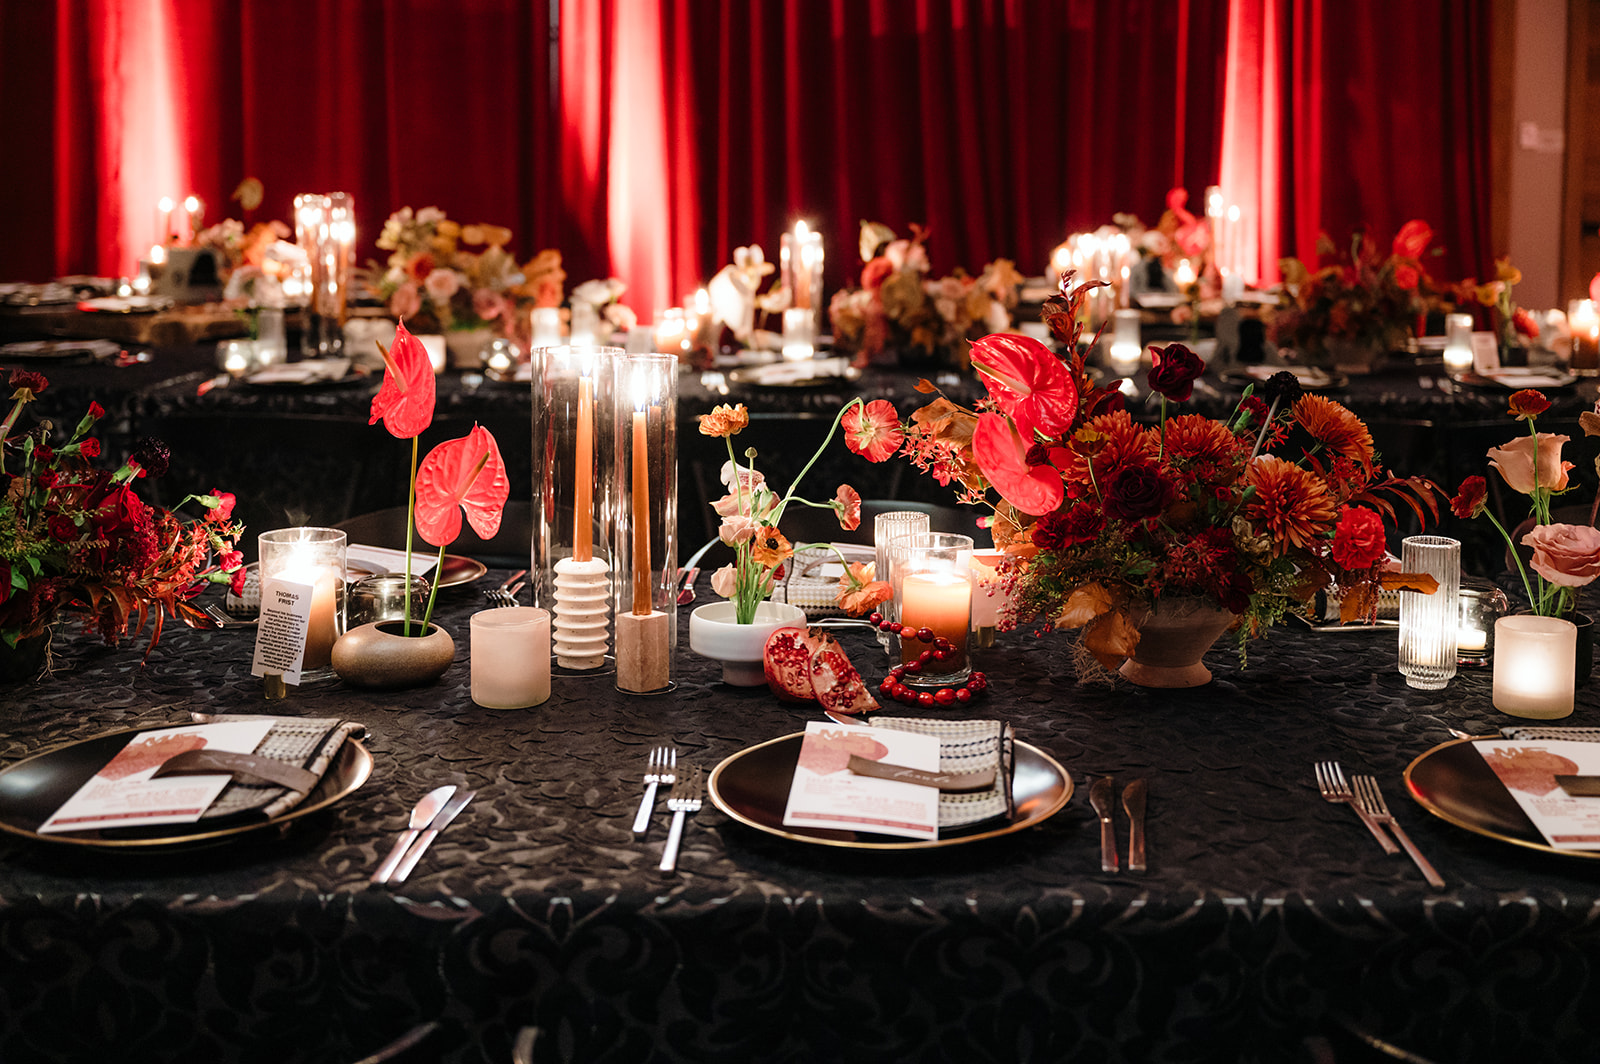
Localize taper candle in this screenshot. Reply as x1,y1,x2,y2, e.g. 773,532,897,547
631,401,650,615
575,366,594,562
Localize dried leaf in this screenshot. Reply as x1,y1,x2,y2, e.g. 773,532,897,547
1338,584,1378,624
1083,609,1140,671
1054,583,1114,629
1379,571,1440,595
914,378,938,394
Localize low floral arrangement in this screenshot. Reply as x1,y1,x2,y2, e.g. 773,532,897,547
1451,389,1600,616
368,322,511,632
697,400,888,624
842,275,1440,674
1445,257,1540,357
0,371,245,654
829,221,1024,368
569,277,640,338
1271,219,1439,365
369,206,563,339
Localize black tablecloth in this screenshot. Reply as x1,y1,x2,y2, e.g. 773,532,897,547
2,574,1599,1063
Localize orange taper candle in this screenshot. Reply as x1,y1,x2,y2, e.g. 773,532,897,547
574,372,593,562
632,406,651,615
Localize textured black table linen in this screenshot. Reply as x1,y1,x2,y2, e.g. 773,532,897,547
1,573,1599,1063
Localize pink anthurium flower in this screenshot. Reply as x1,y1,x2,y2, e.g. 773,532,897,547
369,320,437,439
972,411,1065,516
414,424,510,547
968,334,1079,443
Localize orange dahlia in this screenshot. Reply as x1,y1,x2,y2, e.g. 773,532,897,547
1245,455,1338,555
1163,414,1244,472
1292,395,1374,468
1061,409,1159,486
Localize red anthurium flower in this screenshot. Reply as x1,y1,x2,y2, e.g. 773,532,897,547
369,321,437,439
973,412,1064,516
414,424,510,547
969,334,1079,441
1391,219,1432,259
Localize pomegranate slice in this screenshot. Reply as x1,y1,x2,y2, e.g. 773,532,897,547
809,633,879,715
763,626,818,703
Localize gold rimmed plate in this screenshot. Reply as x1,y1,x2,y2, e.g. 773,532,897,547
1405,736,1600,860
435,555,489,588
708,732,1072,850
0,729,372,851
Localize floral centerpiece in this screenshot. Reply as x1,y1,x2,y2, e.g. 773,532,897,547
1271,219,1439,366
1446,258,1540,359
829,221,1023,369
368,206,563,340
842,275,1440,677
0,371,244,658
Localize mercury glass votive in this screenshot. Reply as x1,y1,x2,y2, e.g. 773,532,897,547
347,574,431,628
1397,535,1460,690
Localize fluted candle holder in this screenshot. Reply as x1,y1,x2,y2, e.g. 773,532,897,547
613,353,678,694
1397,535,1460,690
532,345,620,671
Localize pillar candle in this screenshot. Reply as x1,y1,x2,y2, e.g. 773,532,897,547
276,563,339,669
899,571,972,671
471,606,552,708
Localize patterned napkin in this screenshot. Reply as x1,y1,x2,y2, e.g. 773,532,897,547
866,717,1014,830
198,717,365,820
773,543,875,618
1499,727,1600,743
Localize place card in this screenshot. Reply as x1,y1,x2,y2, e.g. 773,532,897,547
38,720,277,834
346,544,438,577
1473,738,1600,850
782,720,941,841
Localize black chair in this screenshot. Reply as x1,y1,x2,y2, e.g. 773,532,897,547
335,501,535,570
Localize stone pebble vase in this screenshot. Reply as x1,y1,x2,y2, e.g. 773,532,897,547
688,600,807,686
332,621,455,690
1119,597,1239,688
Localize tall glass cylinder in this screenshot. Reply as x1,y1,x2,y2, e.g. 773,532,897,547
874,511,930,652
1397,535,1460,690
895,533,975,689
1443,312,1474,373
295,192,355,359
255,527,347,684
612,353,678,694
532,345,620,672
781,221,824,337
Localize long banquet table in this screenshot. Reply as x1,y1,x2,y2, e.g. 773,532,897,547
2,571,1599,1063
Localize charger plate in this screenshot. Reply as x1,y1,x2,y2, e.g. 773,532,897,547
709,732,1072,850
0,728,372,850
1404,736,1600,860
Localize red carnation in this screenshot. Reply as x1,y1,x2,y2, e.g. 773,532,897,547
1331,506,1388,570
207,489,236,523
1146,343,1206,402
35,470,57,489
88,401,105,419
8,370,46,394
1451,476,1488,519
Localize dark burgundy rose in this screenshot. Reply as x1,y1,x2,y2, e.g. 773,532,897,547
1103,461,1176,521
1146,344,1206,402
47,514,77,542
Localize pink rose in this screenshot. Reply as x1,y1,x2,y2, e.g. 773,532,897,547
719,514,756,545
389,281,422,320
1523,523,1600,587
1487,433,1573,495
425,269,462,302
710,564,739,598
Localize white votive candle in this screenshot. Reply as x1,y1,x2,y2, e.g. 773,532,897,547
1457,626,1487,652
1492,615,1576,719
273,563,340,669
471,606,552,708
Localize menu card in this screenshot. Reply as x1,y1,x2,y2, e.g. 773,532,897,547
347,544,437,577
782,720,941,841
38,720,276,834
1474,739,1600,850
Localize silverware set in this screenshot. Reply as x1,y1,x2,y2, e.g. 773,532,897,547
371,785,477,885
1314,760,1444,890
483,569,527,608
1088,775,1147,873
631,745,702,873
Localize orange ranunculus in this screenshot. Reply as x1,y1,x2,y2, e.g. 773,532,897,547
413,424,510,546
749,526,792,568
1523,523,1600,587
698,403,749,437
1391,219,1432,259
1487,433,1572,495
1507,389,1550,420
369,321,437,439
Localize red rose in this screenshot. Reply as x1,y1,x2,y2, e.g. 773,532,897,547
1331,506,1388,570
1507,389,1550,421
47,514,77,542
1146,343,1206,402
1103,461,1175,522
1393,264,1420,291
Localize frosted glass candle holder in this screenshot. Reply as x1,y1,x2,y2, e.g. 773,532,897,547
471,606,551,708
1493,615,1577,718
1443,312,1474,374
532,345,620,672
612,353,677,694
1397,535,1460,690
895,533,974,689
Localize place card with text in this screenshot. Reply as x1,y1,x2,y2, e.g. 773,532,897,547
1474,739,1600,850
782,720,941,841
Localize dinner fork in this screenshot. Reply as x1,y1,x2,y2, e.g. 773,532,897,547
1352,775,1446,890
631,746,677,834
659,764,703,873
482,569,528,608
1314,760,1398,854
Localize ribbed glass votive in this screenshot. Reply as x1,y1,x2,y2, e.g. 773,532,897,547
1397,535,1460,690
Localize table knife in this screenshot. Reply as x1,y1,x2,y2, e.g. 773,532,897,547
1089,776,1118,873
389,789,476,884
1122,778,1147,873
371,785,455,884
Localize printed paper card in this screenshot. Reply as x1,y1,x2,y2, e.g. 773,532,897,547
1474,739,1600,850
38,720,277,834
347,545,437,576
782,720,941,840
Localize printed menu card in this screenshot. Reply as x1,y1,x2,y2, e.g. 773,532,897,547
783,720,941,841
1474,739,1600,850
38,720,276,834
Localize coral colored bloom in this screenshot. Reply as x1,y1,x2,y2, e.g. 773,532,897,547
1245,456,1338,555
1293,395,1375,468
834,484,862,531
698,403,749,437
369,322,438,439
413,424,510,546
1392,219,1433,259
1146,343,1206,402
973,412,1064,516
749,526,793,568
1488,433,1572,495
710,564,738,598
1450,476,1488,519
835,562,891,615
1331,507,1388,570
969,333,1079,440
1392,264,1420,291
1507,389,1551,420
842,399,905,462
1523,523,1600,587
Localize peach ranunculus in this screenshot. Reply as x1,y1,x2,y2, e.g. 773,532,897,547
835,562,891,616
1522,523,1600,587
719,514,757,545
710,564,739,598
389,280,422,320
1487,433,1573,495
698,403,750,438
424,268,462,302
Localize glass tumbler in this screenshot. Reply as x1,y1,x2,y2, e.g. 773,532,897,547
874,511,930,652
1397,535,1460,690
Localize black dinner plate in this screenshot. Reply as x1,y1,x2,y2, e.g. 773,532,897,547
708,732,1072,850
1405,736,1599,859
0,729,372,851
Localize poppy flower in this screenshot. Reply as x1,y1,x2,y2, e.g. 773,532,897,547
413,424,510,547
834,484,862,531
369,321,437,439
969,334,1079,441
842,399,905,462
973,412,1064,516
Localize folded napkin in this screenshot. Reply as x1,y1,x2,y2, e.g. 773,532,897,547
774,543,874,617
1500,727,1600,743
866,717,1014,830
245,357,351,385
166,717,365,821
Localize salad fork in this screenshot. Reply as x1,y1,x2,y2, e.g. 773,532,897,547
1314,760,1398,854
1352,775,1446,890
632,746,677,834
659,764,703,873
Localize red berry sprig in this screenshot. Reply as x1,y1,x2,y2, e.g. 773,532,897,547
866,611,989,708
